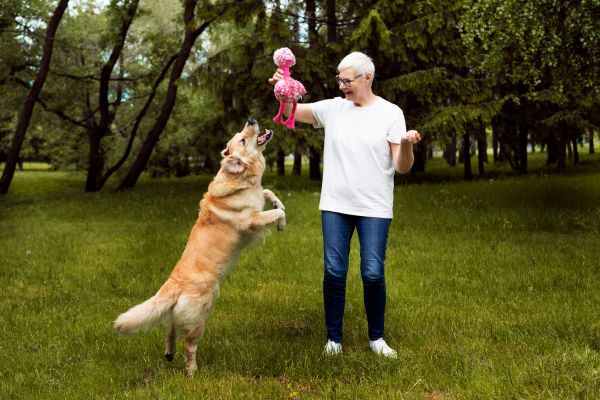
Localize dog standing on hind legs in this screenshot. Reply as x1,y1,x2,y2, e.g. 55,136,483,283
114,119,286,375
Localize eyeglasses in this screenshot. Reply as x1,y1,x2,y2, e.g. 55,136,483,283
335,74,364,87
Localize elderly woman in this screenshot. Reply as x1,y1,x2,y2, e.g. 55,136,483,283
269,52,421,358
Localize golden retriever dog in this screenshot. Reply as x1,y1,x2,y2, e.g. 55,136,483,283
114,119,285,375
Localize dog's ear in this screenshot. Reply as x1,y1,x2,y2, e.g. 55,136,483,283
220,139,233,157
221,155,247,174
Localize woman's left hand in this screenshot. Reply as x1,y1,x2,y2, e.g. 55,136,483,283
402,130,421,144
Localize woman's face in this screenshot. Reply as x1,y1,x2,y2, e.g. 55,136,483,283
336,67,370,102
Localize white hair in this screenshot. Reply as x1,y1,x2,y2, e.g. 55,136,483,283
337,52,375,79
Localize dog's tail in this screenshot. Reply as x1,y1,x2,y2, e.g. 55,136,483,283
114,280,179,335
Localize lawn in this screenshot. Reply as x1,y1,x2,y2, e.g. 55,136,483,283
1,155,599,399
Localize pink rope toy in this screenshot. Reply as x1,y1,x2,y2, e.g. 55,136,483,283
272,47,306,129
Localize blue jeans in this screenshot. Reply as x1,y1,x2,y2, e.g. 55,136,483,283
321,211,391,342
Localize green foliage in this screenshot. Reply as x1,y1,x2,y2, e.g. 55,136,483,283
458,0,599,171
350,8,393,56
360,0,486,145
1,0,598,181
0,0,54,161
460,0,600,92
421,99,503,141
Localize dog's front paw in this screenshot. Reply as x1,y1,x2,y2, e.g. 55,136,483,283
271,200,285,211
276,209,286,231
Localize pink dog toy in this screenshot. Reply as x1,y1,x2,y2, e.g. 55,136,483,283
273,47,306,129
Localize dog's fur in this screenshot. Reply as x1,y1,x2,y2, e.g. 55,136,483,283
114,120,285,375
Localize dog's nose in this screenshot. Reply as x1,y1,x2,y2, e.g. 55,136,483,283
247,119,257,126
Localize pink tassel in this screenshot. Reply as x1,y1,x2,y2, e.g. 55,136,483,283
283,102,297,129
273,102,285,124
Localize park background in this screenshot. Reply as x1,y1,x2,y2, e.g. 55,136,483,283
1,0,599,398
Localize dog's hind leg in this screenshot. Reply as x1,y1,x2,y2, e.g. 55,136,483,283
165,321,176,362
176,290,216,376
183,303,215,376
183,321,207,376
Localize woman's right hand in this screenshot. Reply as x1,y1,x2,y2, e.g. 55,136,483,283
268,68,284,86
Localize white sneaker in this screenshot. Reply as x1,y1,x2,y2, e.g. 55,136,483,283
323,340,342,356
369,338,398,358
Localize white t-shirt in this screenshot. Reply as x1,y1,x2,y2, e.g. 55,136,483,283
311,96,406,219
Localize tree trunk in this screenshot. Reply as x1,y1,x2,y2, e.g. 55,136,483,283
118,0,218,190
477,140,485,176
306,0,317,43
494,111,511,169
444,133,456,166
492,117,499,163
86,133,105,191
99,54,178,188
546,132,559,165
518,122,528,174
291,1,300,41
476,120,486,176
326,0,336,43
293,146,302,176
175,153,190,177
0,0,69,195
572,136,579,164
589,129,595,154
309,146,321,180
203,152,214,173
458,134,465,163
411,140,427,175
85,0,139,192
305,0,319,180
463,132,472,180
276,147,285,176
557,124,568,173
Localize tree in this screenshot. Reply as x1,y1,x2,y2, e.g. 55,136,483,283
0,0,69,195
117,0,225,190
3,0,596,185
346,0,494,178
85,0,139,192
50,0,184,190
461,0,600,173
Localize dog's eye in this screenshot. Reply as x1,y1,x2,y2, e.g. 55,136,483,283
240,138,245,145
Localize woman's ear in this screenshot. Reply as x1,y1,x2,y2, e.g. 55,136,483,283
221,155,247,174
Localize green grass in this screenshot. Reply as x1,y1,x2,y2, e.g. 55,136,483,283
1,155,599,399
0,162,54,172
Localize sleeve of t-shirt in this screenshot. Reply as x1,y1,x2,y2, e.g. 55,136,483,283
310,98,337,129
387,106,407,144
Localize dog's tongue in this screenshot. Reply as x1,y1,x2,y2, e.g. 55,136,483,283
258,129,273,145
